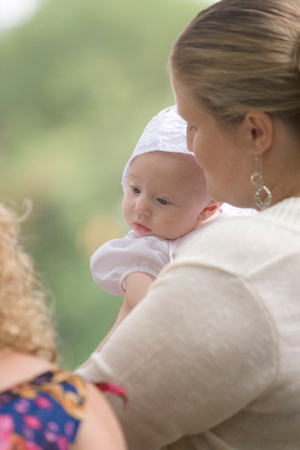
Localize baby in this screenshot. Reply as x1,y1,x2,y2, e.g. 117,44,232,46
91,106,256,313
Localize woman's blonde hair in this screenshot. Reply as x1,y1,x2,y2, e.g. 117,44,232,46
169,0,300,131
0,202,56,361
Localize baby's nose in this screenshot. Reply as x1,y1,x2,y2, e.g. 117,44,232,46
135,197,151,216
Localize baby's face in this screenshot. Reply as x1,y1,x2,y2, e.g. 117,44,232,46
122,151,211,240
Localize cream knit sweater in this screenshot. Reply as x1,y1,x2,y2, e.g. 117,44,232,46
76,197,300,449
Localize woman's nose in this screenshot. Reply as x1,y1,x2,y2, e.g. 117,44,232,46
134,197,151,216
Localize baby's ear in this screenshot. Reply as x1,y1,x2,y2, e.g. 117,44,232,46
199,200,222,221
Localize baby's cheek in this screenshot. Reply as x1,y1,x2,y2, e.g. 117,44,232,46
164,216,183,236
162,215,176,227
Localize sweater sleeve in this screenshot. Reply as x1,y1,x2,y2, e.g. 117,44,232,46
90,231,170,296
76,262,276,449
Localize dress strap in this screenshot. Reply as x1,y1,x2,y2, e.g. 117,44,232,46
96,382,127,408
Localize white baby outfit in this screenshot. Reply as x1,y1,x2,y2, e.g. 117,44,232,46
91,203,256,296
91,106,256,296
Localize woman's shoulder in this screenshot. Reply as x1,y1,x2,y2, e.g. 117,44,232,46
220,203,257,217
175,200,300,275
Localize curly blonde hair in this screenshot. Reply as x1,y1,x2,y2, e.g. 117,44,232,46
0,202,56,361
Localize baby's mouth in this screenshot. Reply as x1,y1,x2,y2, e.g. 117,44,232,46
134,222,152,234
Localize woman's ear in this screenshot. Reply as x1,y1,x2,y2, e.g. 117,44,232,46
198,200,222,221
243,110,274,155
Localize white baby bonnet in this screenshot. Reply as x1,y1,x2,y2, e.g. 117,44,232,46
121,105,191,192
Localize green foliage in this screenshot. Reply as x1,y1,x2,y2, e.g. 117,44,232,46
0,0,208,369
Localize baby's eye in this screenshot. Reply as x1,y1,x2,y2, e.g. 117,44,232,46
131,186,140,194
157,198,169,205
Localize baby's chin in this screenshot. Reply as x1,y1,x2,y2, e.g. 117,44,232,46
132,225,196,240
135,231,153,239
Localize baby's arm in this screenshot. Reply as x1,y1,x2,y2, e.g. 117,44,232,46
91,231,166,296
125,272,155,309
91,272,155,352
87,233,167,353
91,298,131,354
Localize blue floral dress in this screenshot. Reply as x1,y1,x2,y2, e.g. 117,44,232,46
0,370,87,449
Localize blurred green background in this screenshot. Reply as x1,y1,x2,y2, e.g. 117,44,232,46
0,0,211,370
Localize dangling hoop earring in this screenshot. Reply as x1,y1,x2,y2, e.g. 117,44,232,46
250,147,272,210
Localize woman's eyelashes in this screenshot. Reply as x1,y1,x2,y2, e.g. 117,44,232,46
186,122,197,132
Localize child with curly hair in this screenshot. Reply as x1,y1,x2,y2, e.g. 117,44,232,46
0,202,127,449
